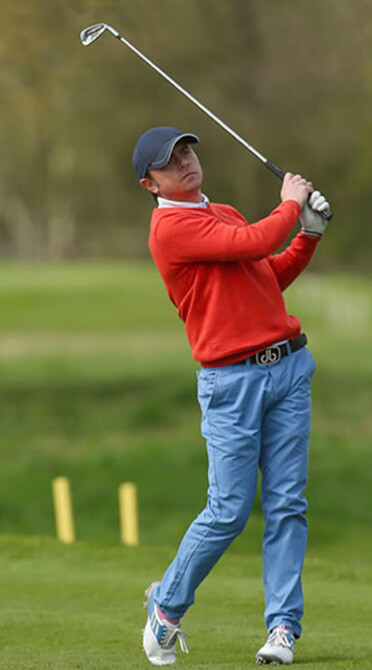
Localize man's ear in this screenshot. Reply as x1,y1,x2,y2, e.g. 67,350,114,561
140,176,159,195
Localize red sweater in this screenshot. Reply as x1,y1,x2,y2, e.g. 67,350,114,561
149,200,319,366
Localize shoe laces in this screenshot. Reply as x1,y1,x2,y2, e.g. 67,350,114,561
268,625,294,649
144,584,189,655
160,623,189,654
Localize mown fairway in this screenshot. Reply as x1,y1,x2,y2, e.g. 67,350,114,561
0,263,371,668
1,537,371,670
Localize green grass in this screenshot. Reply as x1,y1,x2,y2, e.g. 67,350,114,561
0,262,180,333
0,263,371,544
0,536,371,669
0,262,371,667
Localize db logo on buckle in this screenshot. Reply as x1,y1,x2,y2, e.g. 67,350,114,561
256,346,281,366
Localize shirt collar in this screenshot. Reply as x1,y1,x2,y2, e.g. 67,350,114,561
157,193,209,209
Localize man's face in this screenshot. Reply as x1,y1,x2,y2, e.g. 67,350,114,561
140,141,203,202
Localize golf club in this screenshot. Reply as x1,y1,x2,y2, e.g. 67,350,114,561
80,22,333,221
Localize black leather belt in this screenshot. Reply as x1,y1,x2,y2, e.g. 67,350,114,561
233,333,308,366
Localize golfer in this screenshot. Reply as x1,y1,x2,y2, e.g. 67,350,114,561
133,126,331,665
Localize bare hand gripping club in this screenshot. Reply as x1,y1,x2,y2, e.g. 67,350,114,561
80,22,333,221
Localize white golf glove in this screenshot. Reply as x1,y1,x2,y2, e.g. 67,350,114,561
300,190,331,237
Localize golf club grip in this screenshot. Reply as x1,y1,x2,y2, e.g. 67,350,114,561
265,160,285,180
265,161,333,221
318,206,333,221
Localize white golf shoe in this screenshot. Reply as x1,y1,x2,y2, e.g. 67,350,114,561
256,624,295,665
142,582,189,666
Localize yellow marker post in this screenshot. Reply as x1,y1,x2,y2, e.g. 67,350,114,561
52,477,75,544
119,483,139,546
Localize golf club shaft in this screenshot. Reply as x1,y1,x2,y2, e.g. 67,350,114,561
85,23,332,220
105,25,284,177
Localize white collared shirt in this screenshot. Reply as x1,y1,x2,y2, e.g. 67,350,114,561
157,194,210,209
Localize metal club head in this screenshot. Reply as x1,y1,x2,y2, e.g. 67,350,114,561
80,23,108,46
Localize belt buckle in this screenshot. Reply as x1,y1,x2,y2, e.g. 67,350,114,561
256,345,281,366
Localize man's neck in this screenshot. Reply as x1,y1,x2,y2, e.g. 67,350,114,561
186,192,204,203
157,186,203,203
172,190,203,203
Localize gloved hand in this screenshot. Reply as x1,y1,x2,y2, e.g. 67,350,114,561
300,191,332,237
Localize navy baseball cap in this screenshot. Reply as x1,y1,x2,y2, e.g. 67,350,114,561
132,126,199,179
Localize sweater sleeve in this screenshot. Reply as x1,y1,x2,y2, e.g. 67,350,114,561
151,200,301,263
268,231,320,291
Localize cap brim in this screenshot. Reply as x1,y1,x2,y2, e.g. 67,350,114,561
149,133,199,170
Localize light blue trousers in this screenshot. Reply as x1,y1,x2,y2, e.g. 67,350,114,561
155,346,315,637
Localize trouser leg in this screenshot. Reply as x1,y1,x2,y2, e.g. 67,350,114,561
155,364,265,618
259,347,315,638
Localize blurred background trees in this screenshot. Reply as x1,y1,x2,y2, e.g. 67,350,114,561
0,0,371,268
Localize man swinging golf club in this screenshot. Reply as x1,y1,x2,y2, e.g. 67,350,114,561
133,126,332,665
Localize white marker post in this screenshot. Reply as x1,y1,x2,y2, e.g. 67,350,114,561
119,483,139,547
52,477,75,544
